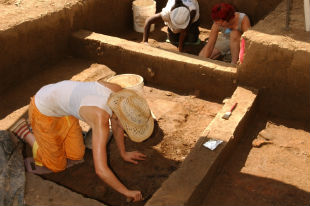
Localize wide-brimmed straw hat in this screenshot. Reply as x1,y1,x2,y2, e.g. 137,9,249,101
170,6,190,29
107,89,154,142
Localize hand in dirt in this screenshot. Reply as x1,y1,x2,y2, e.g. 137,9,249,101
122,151,146,164
141,41,149,45
125,190,143,202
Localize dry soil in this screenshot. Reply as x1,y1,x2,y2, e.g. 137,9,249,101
0,0,309,206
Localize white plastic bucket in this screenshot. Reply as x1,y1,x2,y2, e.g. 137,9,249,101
132,0,156,33
107,74,144,95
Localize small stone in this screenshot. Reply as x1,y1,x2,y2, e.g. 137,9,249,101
252,139,272,148
222,98,230,104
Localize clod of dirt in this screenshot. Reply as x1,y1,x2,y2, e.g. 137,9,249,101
222,97,230,104
252,131,273,147
252,138,273,148
147,67,155,78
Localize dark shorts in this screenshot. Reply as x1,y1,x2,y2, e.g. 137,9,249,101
167,20,200,44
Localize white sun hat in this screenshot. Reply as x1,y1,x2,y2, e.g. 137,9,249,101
107,89,154,142
170,6,190,29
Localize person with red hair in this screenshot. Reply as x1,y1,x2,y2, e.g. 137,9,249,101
199,3,250,64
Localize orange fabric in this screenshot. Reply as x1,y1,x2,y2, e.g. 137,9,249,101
28,97,85,172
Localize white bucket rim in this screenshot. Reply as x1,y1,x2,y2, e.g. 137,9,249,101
106,74,144,89
132,0,156,7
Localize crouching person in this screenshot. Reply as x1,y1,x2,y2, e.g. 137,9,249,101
142,0,200,52
9,80,154,202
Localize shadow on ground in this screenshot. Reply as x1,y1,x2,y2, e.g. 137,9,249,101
202,114,310,206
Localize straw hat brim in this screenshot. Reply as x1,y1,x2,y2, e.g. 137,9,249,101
107,89,154,142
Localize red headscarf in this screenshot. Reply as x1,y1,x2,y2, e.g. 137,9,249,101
211,3,235,22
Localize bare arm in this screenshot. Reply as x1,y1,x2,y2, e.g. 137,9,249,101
241,15,251,33
97,80,123,92
199,23,219,58
230,30,241,64
110,115,146,164
178,10,196,52
178,30,186,52
142,13,162,43
79,106,143,202
230,15,251,64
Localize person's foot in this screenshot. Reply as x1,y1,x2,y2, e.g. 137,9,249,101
24,157,53,175
24,157,85,175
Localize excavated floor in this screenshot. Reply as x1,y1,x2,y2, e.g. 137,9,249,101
0,57,223,206
0,0,309,205
202,114,310,206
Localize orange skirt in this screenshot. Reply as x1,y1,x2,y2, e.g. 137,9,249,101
28,97,85,172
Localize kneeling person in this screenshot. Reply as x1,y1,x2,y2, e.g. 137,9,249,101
142,0,200,52
10,80,154,202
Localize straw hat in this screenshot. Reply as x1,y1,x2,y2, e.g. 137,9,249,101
107,89,154,142
170,6,190,29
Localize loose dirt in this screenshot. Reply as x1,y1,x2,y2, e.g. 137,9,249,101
37,82,222,206
2,57,308,206
0,57,222,206
0,0,309,205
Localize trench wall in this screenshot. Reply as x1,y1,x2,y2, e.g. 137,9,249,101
1,0,308,122
239,32,310,122
0,0,280,94
156,0,282,27
70,30,237,99
0,0,133,94
238,0,310,122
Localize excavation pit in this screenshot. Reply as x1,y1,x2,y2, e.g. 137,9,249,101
0,0,309,205
38,80,224,206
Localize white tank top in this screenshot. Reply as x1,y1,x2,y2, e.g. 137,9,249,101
35,80,113,120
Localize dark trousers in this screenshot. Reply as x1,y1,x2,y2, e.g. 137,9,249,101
167,20,200,44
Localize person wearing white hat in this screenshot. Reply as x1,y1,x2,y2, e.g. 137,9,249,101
142,0,200,52
9,80,154,202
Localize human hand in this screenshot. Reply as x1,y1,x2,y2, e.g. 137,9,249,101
122,151,146,164
141,41,149,45
125,190,143,202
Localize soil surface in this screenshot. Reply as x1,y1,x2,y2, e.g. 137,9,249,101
0,0,309,206
0,0,208,56
39,82,222,206
0,57,222,206
1,58,309,206
202,115,310,206
117,24,210,56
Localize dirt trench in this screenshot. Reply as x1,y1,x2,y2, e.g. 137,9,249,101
0,0,309,205
202,114,310,206
0,57,223,206
36,83,223,206
3,58,307,206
